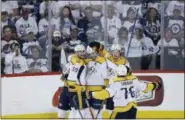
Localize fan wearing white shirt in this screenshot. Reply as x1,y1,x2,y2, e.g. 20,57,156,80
1,25,18,58
157,28,179,47
1,0,19,20
100,5,121,44
166,0,184,17
122,7,139,33
113,27,130,53
15,7,38,40
126,25,159,70
4,42,28,74
156,28,179,69
39,0,58,18
80,1,103,18
27,45,48,73
57,1,81,21
59,6,76,39
22,28,40,57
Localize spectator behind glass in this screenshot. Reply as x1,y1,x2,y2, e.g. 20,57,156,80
38,10,49,34
165,8,184,40
166,0,184,17
4,42,28,74
57,1,81,21
1,25,18,58
27,45,48,73
66,27,82,56
115,1,142,19
78,6,102,44
140,4,161,45
22,28,40,57
59,6,76,39
113,27,129,49
1,8,15,34
122,7,139,33
126,24,159,70
80,1,103,18
52,30,67,72
39,0,58,18
1,0,19,23
156,28,179,69
15,7,38,41
100,5,121,44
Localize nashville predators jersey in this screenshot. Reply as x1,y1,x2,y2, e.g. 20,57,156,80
64,54,87,85
92,76,155,108
106,55,131,78
85,56,108,86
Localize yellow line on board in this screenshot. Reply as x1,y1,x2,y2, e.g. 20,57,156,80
1,111,184,119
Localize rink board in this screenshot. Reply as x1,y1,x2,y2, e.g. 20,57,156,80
1,71,184,119
2,111,184,119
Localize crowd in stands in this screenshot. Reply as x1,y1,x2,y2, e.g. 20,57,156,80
1,0,184,74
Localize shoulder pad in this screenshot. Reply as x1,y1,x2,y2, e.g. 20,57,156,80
95,56,106,64
68,54,76,62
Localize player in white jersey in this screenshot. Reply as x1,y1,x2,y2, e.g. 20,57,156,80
58,44,88,119
88,65,161,119
85,46,108,118
104,44,132,117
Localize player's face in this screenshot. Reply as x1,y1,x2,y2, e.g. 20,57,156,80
88,52,98,59
111,50,121,59
63,8,70,17
76,51,86,59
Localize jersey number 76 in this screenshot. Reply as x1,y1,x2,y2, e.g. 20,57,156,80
121,86,135,99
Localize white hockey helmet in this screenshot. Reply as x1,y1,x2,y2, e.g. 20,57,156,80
115,65,128,76
110,44,121,51
86,46,95,54
74,44,85,52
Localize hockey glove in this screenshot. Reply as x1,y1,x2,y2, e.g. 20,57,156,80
152,81,162,90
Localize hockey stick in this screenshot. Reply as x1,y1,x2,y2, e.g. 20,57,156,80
77,65,95,119
62,76,84,119
95,99,106,119
126,8,139,58
72,94,84,119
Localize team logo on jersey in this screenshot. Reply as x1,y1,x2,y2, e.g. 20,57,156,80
136,76,164,106
171,24,181,34
149,25,158,33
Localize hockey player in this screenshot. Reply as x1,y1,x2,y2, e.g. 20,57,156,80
58,44,88,119
105,44,132,117
88,65,161,119
89,42,132,116
85,46,108,118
